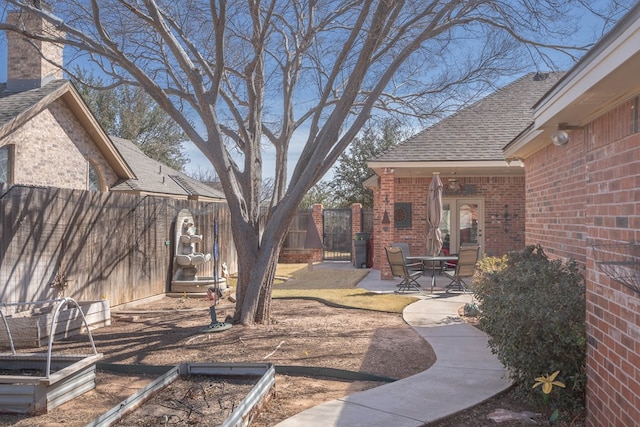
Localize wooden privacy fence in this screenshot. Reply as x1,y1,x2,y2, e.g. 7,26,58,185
0,184,235,307
282,209,312,249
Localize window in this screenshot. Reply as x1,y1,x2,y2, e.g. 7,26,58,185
88,161,101,191
0,145,14,184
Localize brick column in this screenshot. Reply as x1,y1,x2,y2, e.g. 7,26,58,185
376,169,396,279
351,203,363,238
351,203,362,265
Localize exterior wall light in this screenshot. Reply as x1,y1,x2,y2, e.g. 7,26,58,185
551,129,569,146
551,123,581,146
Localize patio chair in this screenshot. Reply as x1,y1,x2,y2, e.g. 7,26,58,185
385,246,423,293
443,245,479,293
391,242,424,273
393,242,446,275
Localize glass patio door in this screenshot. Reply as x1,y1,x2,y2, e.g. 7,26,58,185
440,198,484,255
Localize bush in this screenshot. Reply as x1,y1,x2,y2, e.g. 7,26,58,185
474,245,586,413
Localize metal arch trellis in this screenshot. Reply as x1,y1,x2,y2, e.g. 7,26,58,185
591,242,640,296
0,297,99,378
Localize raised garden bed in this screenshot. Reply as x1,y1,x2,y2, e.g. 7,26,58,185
0,353,103,414
0,298,105,414
88,362,275,427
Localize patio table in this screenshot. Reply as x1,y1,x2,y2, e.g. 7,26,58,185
406,255,459,293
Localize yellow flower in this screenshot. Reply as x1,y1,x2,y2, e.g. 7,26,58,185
533,370,566,395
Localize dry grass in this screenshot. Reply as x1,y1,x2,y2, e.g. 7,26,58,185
275,263,369,289
271,263,419,313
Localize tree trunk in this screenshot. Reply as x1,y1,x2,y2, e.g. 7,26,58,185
234,247,281,325
231,209,290,325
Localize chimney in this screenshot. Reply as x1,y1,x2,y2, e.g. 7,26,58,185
5,1,64,92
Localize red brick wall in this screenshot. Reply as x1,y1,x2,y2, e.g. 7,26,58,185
373,173,525,278
392,176,430,253
524,129,588,264
524,98,640,426
278,249,322,263
463,176,526,257
584,101,640,427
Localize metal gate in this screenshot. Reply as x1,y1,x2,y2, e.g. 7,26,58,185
322,209,352,261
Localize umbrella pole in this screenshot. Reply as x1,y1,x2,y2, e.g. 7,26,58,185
213,215,219,284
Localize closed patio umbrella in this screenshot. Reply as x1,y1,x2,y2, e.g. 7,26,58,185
426,173,444,256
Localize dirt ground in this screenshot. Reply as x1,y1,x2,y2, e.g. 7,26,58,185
0,294,581,426
0,296,435,426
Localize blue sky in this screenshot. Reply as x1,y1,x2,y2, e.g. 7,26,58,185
181,130,310,181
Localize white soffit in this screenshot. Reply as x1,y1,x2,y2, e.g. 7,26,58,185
535,6,640,128
368,160,524,178
503,129,544,159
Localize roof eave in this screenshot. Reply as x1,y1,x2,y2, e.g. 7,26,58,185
110,187,224,202
517,3,640,158
363,174,379,189
367,160,524,178
61,86,136,179
503,129,544,159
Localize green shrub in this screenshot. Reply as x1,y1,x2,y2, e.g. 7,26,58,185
474,245,586,413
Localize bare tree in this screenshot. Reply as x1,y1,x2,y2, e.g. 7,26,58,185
330,118,407,208
73,68,190,171
189,168,274,206
1,0,631,324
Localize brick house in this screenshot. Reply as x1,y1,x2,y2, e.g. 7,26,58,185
0,7,223,202
504,4,640,425
367,72,562,278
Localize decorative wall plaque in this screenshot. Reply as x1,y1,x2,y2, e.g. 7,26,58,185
394,203,412,229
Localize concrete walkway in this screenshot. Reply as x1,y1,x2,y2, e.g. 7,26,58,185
275,263,512,426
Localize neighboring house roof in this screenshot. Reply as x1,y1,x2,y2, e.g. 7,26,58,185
0,80,66,131
0,80,135,179
368,72,563,177
505,3,640,159
110,136,225,201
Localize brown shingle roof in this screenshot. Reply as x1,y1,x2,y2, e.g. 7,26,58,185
374,72,563,163
0,80,69,137
109,136,225,200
